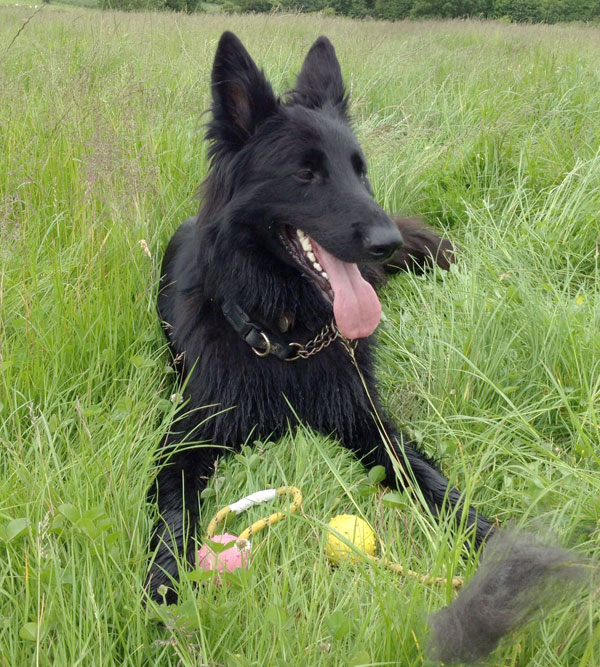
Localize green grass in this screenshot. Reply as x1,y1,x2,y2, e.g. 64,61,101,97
1,8,599,665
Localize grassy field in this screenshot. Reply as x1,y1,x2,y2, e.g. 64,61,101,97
1,7,599,666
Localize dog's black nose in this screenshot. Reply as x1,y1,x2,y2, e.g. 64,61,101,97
364,225,403,261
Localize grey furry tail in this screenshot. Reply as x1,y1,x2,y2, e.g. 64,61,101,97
427,529,588,664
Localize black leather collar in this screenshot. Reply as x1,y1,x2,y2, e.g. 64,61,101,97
222,300,297,360
221,300,341,362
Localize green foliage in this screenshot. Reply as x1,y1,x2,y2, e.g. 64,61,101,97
99,0,164,9
90,0,600,21
373,0,408,19
99,0,203,11
493,0,542,22
164,0,204,12
219,1,242,12
237,0,271,11
410,0,491,18
539,0,600,23
492,0,600,23
275,0,328,11
199,0,600,21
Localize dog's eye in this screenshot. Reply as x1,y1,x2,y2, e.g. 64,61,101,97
296,169,316,183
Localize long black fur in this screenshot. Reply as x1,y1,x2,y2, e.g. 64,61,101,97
147,32,584,662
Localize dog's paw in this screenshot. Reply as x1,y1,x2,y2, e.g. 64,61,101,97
385,217,456,273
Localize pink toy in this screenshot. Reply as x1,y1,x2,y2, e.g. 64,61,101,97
197,533,251,582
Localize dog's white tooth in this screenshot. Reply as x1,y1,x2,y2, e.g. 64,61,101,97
307,251,316,262
314,261,323,272
321,271,329,279
301,238,312,252
297,229,305,240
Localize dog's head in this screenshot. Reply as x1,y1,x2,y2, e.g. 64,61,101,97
204,32,403,339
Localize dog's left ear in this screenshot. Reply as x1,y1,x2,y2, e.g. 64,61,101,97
290,37,348,115
209,31,278,153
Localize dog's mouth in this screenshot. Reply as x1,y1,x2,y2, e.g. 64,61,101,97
279,227,381,340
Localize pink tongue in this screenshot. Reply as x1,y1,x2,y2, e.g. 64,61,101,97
311,239,381,339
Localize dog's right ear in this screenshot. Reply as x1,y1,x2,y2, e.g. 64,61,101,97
208,32,278,154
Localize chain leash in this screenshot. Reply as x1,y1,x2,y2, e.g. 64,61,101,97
284,320,352,361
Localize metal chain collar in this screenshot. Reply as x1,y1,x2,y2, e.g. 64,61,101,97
251,319,338,360
282,320,356,361
251,319,356,361
223,299,358,362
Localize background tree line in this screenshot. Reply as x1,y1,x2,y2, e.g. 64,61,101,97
100,0,600,27
370,0,600,23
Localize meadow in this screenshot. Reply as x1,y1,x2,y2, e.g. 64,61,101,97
1,6,599,665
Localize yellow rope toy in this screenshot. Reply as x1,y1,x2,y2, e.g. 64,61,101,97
206,486,303,541
198,487,302,576
200,486,463,589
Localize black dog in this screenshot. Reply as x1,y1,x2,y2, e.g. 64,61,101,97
148,33,584,662
149,31,493,601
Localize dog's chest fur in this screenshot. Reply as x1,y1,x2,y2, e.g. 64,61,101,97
165,299,378,449
158,219,382,449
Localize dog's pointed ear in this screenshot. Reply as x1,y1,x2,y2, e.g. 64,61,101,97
209,32,278,153
290,37,348,114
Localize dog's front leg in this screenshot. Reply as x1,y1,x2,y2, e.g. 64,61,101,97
384,217,455,273
147,443,219,604
343,418,494,548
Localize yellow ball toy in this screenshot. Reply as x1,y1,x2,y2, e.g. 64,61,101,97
325,514,376,564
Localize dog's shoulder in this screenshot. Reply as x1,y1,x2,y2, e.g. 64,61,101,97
158,218,205,339
160,218,197,280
